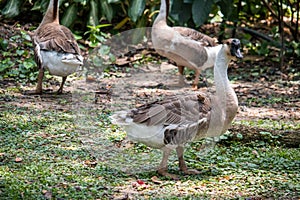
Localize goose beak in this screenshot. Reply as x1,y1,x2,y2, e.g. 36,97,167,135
229,39,243,59
235,48,243,59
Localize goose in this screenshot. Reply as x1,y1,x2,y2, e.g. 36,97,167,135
110,39,243,179
152,0,227,89
31,0,83,94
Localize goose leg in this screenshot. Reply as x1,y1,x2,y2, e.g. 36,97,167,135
35,68,44,94
192,69,201,90
57,76,67,94
158,148,178,180
176,146,200,175
177,66,188,87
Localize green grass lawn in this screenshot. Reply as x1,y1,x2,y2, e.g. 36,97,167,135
0,99,299,200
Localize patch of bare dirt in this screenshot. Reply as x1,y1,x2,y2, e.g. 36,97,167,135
1,55,299,132
0,21,299,147
72,57,299,127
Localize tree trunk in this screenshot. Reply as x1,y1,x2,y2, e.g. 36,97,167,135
227,125,300,148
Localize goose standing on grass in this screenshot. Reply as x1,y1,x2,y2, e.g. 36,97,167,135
31,0,83,94
152,0,229,89
111,39,243,179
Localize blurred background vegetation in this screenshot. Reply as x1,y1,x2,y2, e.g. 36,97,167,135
0,0,299,82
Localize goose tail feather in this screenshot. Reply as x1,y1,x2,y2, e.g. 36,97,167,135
61,54,83,65
110,111,133,125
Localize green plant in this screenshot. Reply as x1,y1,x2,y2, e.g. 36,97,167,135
85,24,112,47
0,26,37,83
83,24,116,76
0,38,9,51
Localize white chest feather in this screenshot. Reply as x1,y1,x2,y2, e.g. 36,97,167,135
40,51,83,77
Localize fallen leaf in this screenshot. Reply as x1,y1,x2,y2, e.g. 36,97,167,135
151,176,163,184
84,160,97,167
252,150,259,157
132,179,149,190
15,157,22,162
86,75,96,82
136,179,145,185
44,191,52,199
42,190,48,194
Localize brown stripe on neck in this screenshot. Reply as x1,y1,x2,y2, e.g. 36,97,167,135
53,0,58,21
166,0,170,18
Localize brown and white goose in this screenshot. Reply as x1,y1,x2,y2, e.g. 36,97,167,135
31,0,83,94
111,39,243,179
152,0,226,89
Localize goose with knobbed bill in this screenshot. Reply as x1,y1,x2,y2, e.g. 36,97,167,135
152,0,240,90
30,0,83,94
111,39,243,179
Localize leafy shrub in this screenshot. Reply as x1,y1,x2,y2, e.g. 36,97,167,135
1,0,299,60
0,0,247,32
0,26,37,83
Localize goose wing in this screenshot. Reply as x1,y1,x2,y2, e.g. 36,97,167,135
33,23,81,54
32,23,81,67
130,93,211,126
172,26,217,47
129,94,211,145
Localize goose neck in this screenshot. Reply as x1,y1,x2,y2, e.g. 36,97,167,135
206,47,238,137
39,0,59,26
154,0,169,24
206,45,223,62
214,51,231,95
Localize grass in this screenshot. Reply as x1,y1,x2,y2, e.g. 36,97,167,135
0,98,299,200
234,119,300,131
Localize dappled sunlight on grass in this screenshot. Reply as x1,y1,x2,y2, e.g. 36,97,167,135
0,92,299,199
235,118,299,130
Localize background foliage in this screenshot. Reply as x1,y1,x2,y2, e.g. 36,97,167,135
1,0,299,39
0,0,299,82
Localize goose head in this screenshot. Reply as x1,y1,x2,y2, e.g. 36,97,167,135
224,38,243,60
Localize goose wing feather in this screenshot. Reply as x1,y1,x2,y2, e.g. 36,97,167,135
172,26,218,47
34,24,81,54
130,94,211,127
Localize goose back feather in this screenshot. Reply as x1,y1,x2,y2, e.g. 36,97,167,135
172,26,218,47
